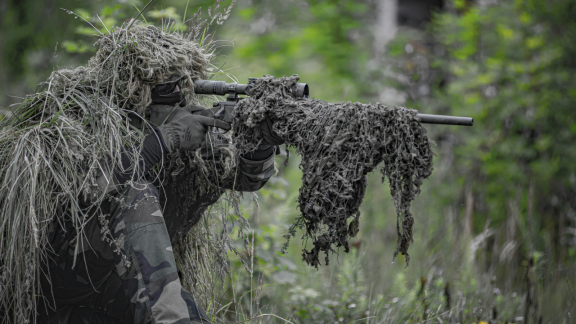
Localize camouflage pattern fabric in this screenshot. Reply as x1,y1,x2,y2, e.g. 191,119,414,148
37,148,276,323
38,183,209,324
162,150,277,244
237,153,276,188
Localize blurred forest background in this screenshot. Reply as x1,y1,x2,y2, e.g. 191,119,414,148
1,0,575,323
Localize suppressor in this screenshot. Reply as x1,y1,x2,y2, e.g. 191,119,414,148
416,114,474,126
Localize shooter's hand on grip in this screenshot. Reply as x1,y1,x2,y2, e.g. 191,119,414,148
158,108,231,153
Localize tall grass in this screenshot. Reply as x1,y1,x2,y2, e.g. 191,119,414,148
204,154,575,324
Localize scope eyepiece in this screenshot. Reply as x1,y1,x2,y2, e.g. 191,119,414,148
292,83,309,98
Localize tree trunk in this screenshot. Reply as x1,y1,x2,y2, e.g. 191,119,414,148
373,0,398,56
464,186,474,239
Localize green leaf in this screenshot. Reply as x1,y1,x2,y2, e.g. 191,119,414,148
526,36,543,49
239,8,257,20
147,7,181,21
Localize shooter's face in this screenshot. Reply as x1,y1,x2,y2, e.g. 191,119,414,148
151,73,186,106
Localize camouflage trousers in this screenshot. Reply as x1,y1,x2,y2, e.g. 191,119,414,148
38,183,210,324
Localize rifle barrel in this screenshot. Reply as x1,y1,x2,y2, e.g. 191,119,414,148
417,114,473,126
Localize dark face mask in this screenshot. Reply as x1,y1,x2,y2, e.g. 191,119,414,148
151,73,187,106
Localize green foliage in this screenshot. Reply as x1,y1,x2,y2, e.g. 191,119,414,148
223,0,371,102
303,0,368,79
63,5,130,53
439,0,576,235
383,1,576,318
389,0,576,238
0,0,76,77
2,0,575,322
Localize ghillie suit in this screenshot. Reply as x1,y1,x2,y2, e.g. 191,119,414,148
0,20,256,323
233,75,435,268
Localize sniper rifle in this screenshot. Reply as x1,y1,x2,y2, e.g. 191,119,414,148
148,77,473,127
193,78,473,126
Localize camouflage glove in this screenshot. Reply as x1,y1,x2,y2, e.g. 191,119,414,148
158,108,231,153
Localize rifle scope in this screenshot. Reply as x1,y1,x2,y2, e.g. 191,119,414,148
194,78,310,98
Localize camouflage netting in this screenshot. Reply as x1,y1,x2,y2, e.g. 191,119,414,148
233,75,435,268
0,20,219,322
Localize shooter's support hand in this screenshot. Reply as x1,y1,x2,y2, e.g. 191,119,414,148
259,118,285,147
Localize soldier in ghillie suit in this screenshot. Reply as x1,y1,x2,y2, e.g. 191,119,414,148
0,20,436,324
36,73,283,323
0,21,286,323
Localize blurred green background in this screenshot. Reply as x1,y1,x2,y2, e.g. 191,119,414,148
1,0,575,322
